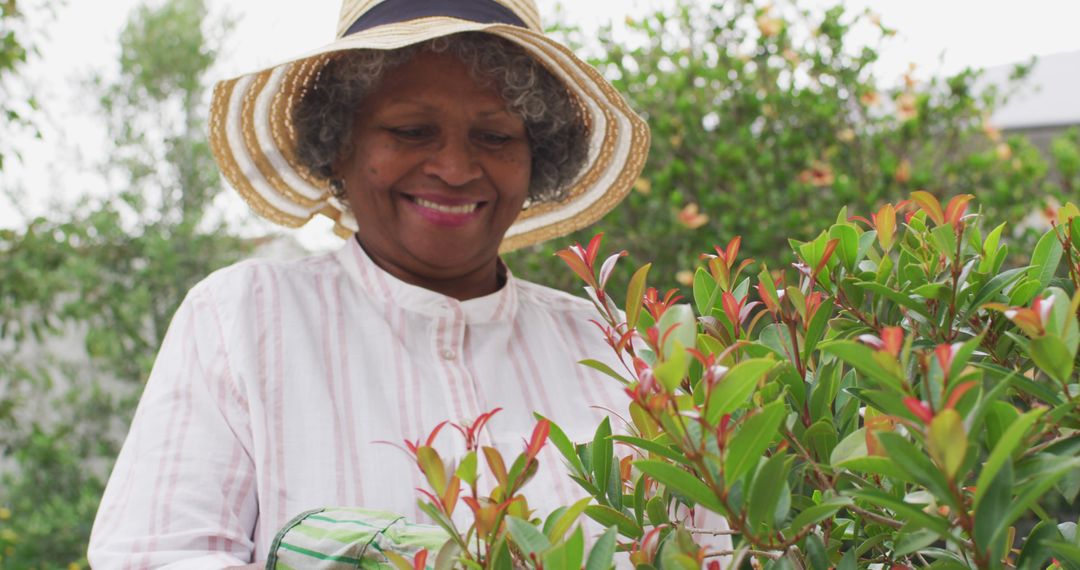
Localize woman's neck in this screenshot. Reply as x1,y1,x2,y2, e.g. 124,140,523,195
355,236,506,301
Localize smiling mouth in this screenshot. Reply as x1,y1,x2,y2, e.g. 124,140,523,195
412,197,481,215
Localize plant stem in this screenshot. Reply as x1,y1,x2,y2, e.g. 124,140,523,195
685,526,737,536
704,549,782,560
847,504,903,529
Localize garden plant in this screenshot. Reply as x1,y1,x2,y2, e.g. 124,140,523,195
509,0,1080,294
394,193,1079,569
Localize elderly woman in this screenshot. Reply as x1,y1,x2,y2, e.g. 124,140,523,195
88,1,653,567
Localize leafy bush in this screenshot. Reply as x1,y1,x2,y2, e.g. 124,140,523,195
386,193,1079,569
509,0,1078,294
518,193,1077,569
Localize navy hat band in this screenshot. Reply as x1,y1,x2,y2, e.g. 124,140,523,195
344,0,527,36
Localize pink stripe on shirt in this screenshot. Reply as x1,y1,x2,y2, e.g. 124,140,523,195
316,274,348,501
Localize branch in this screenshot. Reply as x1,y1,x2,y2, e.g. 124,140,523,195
704,549,782,560
847,504,903,529
685,527,737,536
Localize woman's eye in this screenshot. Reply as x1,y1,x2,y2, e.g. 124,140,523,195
474,131,512,147
387,126,433,140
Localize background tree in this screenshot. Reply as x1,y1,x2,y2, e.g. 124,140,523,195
0,0,43,172
507,0,1078,294
0,0,243,567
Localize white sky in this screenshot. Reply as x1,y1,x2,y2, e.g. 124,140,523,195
4,0,1080,250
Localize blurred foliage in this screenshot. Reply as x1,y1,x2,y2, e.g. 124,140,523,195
508,0,1078,294
0,0,243,567
0,0,49,172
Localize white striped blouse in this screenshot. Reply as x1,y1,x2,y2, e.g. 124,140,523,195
88,238,631,568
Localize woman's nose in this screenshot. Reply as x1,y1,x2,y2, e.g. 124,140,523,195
422,137,483,187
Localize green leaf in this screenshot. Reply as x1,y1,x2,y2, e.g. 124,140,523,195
646,495,669,525
1015,521,1063,570
1044,541,1080,568
912,282,951,300
852,282,933,319
605,451,623,511
418,501,468,551
790,496,852,531
704,357,776,423
1010,279,1044,307
927,409,966,480
543,525,584,570
610,435,691,466
978,222,1007,273
974,461,1013,561
757,264,780,311
591,418,613,498
759,322,795,359
966,267,1025,316
930,224,958,264
804,419,838,462
633,473,647,526
456,451,478,486
434,539,463,570
799,231,830,270
507,516,551,557
894,528,940,557
837,549,856,570
417,446,447,494
635,460,725,514
830,427,868,466
626,263,652,331
809,363,840,421
584,505,642,539
1029,335,1075,384
829,223,860,271
945,334,984,383
654,340,689,392
802,300,833,359
535,415,587,477
974,407,1045,508
820,341,904,393
489,539,513,570
748,453,793,533
1001,458,1080,532
693,267,717,316
584,526,617,570
547,497,592,542
876,432,956,509
658,304,696,360
1026,228,1065,294
804,532,829,570
578,359,631,386
724,399,786,484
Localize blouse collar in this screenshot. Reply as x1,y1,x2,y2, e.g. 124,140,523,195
335,236,520,325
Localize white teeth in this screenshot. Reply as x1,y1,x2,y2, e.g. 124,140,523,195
415,198,479,215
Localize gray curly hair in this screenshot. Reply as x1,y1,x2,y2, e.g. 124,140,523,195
293,32,589,205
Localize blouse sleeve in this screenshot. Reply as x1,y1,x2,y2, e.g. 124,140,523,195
88,283,258,568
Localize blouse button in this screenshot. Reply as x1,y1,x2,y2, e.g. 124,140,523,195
441,349,457,361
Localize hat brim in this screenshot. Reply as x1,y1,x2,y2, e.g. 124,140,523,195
208,17,650,253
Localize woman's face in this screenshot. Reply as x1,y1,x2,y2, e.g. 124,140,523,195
337,50,532,296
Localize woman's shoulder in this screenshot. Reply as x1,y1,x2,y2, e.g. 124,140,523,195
187,250,344,308
514,278,597,315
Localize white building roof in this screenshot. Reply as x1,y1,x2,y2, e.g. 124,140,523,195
985,50,1080,130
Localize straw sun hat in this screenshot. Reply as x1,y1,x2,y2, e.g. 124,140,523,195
208,0,650,252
